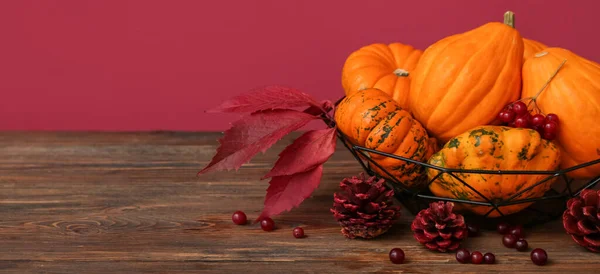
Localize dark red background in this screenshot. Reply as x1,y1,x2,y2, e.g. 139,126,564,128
1,0,598,131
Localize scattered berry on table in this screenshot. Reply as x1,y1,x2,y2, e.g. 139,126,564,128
516,239,529,251
503,234,518,248
471,251,484,264
531,248,548,266
260,217,275,231
483,253,495,264
467,223,480,237
231,211,247,225
293,227,305,238
497,222,511,234
389,248,405,264
455,248,470,264
510,224,525,238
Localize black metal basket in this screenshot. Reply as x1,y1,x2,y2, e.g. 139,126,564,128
325,99,600,228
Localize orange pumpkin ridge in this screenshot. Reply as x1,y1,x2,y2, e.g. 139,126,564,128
409,11,524,143
521,47,600,179
334,88,438,189
341,43,422,110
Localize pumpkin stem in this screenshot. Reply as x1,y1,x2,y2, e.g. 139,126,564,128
393,68,409,77
532,59,567,100
503,11,515,28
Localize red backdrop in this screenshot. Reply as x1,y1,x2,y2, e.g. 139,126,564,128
0,0,598,131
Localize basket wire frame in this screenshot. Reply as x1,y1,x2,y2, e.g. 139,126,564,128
326,97,600,225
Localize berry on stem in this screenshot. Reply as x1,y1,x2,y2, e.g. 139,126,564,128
260,217,275,231
516,239,529,251
483,253,495,264
293,227,305,238
455,248,470,264
503,234,518,248
389,248,405,264
545,113,559,124
471,251,484,264
515,117,529,128
232,211,247,225
512,101,528,115
531,114,546,127
531,248,548,266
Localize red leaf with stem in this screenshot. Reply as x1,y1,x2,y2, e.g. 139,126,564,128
262,127,337,179
207,85,322,113
198,109,318,175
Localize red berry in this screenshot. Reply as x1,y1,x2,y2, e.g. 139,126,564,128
510,225,525,238
512,101,528,115
497,222,510,234
533,125,544,136
483,253,495,264
544,121,558,134
516,239,529,251
531,248,548,266
455,248,470,264
293,227,304,238
514,117,530,128
499,111,516,123
543,131,557,141
467,223,480,237
531,114,546,127
471,251,484,264
503,234,518,248
260,217,275,231
231,211,247,225
545,113,559,124
389,248,405,264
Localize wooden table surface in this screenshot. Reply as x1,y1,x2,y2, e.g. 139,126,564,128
0,131,598,273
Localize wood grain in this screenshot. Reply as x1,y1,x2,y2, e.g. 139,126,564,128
0,131,598,273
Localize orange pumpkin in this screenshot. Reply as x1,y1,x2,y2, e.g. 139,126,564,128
523,38,547,61
428,126,561,217
521,48,600,179
334,88,437,188
409,11,523,143
341,43,422,110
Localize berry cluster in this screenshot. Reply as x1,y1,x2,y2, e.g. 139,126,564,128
497,222,547,266
456,248,495,264
497,101,560,140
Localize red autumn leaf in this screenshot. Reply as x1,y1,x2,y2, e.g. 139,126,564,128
257,165,324,222
262,127,337,179
207,85,321,113
198,109,318,175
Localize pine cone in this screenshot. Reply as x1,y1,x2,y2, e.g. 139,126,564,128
563,189,600,252
330,173,400,239
411,201,468,252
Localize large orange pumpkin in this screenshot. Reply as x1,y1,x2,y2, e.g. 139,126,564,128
334,88,437,188
521,48,600,179
523,38,547,61
341,43,422,110
428,126,561,217
409,11,523,143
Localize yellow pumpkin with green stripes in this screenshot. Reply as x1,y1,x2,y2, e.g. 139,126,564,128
427,126,561,217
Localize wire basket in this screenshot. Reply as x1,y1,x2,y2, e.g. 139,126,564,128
326,98,600,228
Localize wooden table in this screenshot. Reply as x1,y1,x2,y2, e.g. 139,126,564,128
0,132,598,273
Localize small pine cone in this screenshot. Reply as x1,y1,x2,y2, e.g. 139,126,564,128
411,201,468,252
563,189,600,252
330,173,400,239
